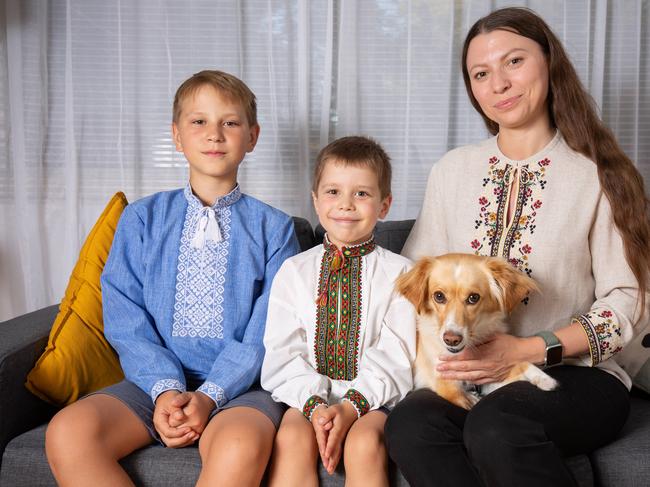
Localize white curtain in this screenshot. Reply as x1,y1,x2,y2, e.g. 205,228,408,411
1,0,649,321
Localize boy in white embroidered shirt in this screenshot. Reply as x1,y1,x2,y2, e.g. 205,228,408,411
261,136,417,485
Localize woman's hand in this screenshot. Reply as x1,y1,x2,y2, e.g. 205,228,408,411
436,333,543,384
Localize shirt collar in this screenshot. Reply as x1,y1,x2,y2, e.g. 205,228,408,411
184,183,242,212
323,233,376,258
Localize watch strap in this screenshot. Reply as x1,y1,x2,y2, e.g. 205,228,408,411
534,330,563,367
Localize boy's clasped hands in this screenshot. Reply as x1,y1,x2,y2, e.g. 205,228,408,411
153,390,215,448
311,401,359,474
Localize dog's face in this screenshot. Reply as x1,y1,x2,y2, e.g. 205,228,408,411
396,253,537,353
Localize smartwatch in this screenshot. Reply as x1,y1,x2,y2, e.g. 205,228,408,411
534,330,563,368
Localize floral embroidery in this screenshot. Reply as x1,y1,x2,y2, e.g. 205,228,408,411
151,378,185,402
314,236,375,381
472,156,550,280
172,186,241,338
197,381,227,408
343,389,370,417
574,310,623,365
302,395,328,420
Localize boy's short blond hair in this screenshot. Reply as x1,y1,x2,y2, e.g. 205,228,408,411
312,136,392,199
173,70,257,126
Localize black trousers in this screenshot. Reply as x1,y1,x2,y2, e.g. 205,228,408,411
385,366,630,487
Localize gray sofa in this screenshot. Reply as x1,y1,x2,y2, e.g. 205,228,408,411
1,218,648,486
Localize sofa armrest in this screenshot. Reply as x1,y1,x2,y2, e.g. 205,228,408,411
0,305,59,465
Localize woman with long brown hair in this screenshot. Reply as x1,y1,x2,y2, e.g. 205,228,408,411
385,7,649,486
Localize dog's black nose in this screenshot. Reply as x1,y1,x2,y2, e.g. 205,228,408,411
443,331,463,347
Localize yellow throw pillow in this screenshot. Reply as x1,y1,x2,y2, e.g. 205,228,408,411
25,192,127,406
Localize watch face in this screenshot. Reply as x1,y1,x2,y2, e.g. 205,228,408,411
547,344,563,366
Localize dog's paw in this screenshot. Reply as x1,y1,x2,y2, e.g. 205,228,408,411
532,372,559,391
466,392,480,408
451,392,479,410
521,363,559,391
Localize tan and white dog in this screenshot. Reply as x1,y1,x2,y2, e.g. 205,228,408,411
396,253,558,409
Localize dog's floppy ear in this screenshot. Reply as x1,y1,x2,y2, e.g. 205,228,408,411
485,257,538,313
396,257,434,314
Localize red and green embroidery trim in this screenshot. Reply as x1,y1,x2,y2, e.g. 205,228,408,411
302,395,328,420
343,389,370,417
314,235,375,381
574,310,623,366
472,156,551,293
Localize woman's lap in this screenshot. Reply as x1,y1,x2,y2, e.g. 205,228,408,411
466,365,630,455
385,366,630,487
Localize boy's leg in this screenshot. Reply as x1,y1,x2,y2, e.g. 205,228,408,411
46,394,153,487
196,406,275,487
343,410,389,487
267,408,319,487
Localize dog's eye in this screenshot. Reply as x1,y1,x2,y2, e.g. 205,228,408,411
433,291,446,304
466,293,480,305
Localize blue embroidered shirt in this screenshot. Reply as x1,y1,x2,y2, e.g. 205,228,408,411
101,185,300,407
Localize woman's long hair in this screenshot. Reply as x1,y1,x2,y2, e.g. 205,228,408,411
461,7,650,318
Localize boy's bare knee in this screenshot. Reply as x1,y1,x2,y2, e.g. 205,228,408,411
344,425,386,464
45,411,69,464
46,405,100,469
200,416,274,468
200,434,270,484
46,396,134,464
48,410,77,447
274,420,317,457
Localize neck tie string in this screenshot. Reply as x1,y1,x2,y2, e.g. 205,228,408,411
190,207,222,249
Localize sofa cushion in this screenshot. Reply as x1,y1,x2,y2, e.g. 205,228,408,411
0,420,600,487
590,393,650,487
629,333,650,394
292,216,317,251
374,220,416,254
635,351,650,394
0,424,201,487
25,193,127,406
0,423,410,486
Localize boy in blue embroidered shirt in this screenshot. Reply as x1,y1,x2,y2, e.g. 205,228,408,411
46,70,300,486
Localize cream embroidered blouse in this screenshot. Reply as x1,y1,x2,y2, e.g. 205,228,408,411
403,132,649,389
261,241,416,417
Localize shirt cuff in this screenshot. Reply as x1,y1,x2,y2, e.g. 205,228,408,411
196,381,227,408
573,311,624,366
302,395,328,420
151,379,185,403
342,389,370,418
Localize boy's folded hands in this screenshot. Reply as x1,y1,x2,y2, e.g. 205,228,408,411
311,401,359,474
311,405,333,465
153,390,214,448
169,391,215,430
153,391,199,448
